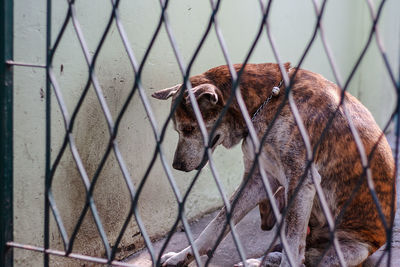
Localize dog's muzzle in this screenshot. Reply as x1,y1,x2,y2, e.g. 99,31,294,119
194,134,220,171
172,134,221,172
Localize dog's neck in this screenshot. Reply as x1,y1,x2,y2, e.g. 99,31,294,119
219,63,291,141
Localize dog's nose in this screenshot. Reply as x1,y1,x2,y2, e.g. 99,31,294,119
172,161,186,171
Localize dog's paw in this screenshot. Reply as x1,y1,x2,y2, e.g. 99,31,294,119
234,258,262,267
264,252,282,266
160,251,192,266
235,252,282,267
160,252,178,265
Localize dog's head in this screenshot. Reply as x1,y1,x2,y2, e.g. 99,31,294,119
152,80,241,172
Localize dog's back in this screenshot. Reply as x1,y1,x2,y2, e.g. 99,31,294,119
245,66,395,264
285,69,395,258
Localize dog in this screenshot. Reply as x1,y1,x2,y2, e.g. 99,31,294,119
151,63,396,266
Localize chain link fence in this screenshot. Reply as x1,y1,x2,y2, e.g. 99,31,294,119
2,0,400,266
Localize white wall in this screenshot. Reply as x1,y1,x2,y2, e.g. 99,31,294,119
13,0,399,266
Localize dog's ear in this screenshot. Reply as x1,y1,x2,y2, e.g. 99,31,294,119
186,83,221,105
152,84,181,100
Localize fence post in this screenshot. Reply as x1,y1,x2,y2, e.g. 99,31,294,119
0,0,13,266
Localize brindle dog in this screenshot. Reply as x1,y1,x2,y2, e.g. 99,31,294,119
152,63,395,266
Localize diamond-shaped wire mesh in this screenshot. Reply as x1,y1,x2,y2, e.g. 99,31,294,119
5,0,400,266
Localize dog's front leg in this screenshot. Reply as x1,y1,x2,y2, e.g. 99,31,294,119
161,172,266,266
280,168,317,267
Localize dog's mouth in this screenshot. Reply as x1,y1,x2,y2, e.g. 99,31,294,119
195,134,221,171
211,134,221,150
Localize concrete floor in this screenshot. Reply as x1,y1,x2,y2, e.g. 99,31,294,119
125,207,276,266
126,133,400,266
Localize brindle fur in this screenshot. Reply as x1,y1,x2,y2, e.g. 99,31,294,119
152,63,396,266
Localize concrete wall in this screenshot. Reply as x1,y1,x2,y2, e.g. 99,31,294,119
13,0,399,266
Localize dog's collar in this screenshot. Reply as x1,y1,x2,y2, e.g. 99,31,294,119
251,68,293,121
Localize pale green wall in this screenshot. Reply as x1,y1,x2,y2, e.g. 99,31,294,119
13,0,399,266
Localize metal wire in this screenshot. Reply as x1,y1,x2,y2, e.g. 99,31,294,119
3,0,399,266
